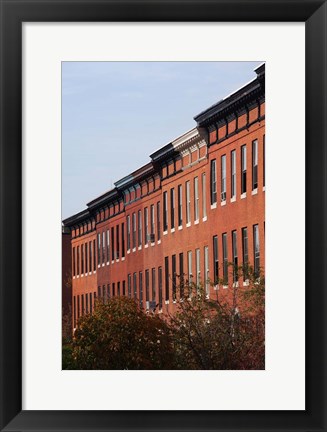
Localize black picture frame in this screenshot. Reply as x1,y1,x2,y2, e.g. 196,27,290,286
0,1,326,431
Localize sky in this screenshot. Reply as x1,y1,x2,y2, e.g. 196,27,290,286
62,61,262,220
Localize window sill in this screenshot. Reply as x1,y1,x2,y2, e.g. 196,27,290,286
211,203,217,209
89,272,92,276
151,242,155,246
251,188,258,195
98,264,100,268
263,186,265,192
178,225,183,230
132,247,136,252
121,257,125,261
116,259,119,263
194,219,199,225
93,271,96,274
85,273,88,277
243,279,249,287
171,228,175,233
127,249,131,254
157,239,161,245
241,193,247,199
81,274,83,278
73,276,75,279
106,261,109,265
221,200,226,206
233,282,239,288
223,285,228,289
186,222,191,228
165,300,169,305
230,196,236,203
144,244,149,248
102,263,105,267
138,245,142,250
202,216,207,222
111,260,115,264
163,230,168,236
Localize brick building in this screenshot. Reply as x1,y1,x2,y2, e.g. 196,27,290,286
63,63,265,329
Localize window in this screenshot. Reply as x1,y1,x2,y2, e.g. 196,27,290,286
213,236,219,285
210,159,217,204
150,204,155,240
73,247,76,277
242,227,249,280
139,272,143,308
144,207,149,243
178,184,183,226
116,225,120,258
165,257,169,301
133,272,137,299
145,269,150,302
107,284,110,300
121,223,125,258
152,268,156,301
195,248,200,288
97,233,101,265
102,231,105,263
77,295,80,319
187,251,193,293
252,139,258,190
128,274,131,298
204,246,209,296
111,227,115,260
202,173,207,218
127,215,131,250
117,281,121,296
221,155,226,202
138,210,142,246
157,201,161,241
122,280,126,296
253,224,260,277
77,246,80,275
163,192,168,231
170,188,175,229
186,181,191,224
241,145,247,194
232,230,238,282
112,283,115,297
85,242,88,273
93,240,96,271
89,293,93,314
194,177,199,221
179,253,184,298
81,244,84,274
222,233,228,284
231,150,236,198
73,296,76,327
81,295,84,315
263,135,265,187
132,212,136,249
172,255,176,301
158,267,163,309
85,292,89,314
89,241,92,272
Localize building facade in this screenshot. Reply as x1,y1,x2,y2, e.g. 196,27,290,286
63,64,265,329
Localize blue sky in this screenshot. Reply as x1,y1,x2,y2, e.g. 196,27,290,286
62,61,262,219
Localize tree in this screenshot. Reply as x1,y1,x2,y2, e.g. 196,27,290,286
72,296,175,370
168,265,265,370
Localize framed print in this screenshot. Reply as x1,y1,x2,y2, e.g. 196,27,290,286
0,0,326,431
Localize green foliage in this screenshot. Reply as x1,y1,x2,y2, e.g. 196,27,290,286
72,297,175,370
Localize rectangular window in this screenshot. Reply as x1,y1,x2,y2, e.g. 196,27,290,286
81,244,84,274
112,283,115,297
73,296,76,327
195,248,200,288
133,272,137,299
163,192,168,231
186,181,191,224
117,281,121,296
242,227,249,280
116,225,120,259
252,139,258,190
144,207,149,243
127,215,131,250
107,284,110,300
194,177,199,221
253,224,260,277
77,295,80,319
241,145,247,194
165,257,169,301
222,233,228,284
97,233,101,265
158,267,163,309
150,204,155,237
145,269,150,302
122,280,126,296
121,223,125,258
128,274,131,298
89,241,92,272
102,231,105,263
81,295,84,316
210,159,217,204
152,268,156,301
172,254,176,301
77,245,80,275
132,212,136,249
263,135,265,187
187,251,193,293
157,201,161,241
73,247,76,277
138,210,142,246
204,246,209,296
85,242,88,273
98,286,101,298
213,235,219,285
202,173,207,218
232,230,238,283
221,155,226,202
106,229,110,262
231,150,236,198
178,184,183,226
85,292,89,314
111,227,115,260
139,272,143,308
89,293,93,314
179,253,184,298
93,239,96,271
170,188,175,229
